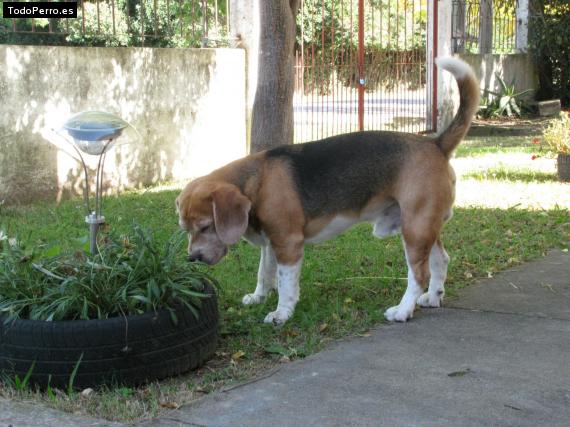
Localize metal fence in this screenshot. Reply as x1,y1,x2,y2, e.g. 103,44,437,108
294,0,431,143
0,0,230,47
451,0,517,54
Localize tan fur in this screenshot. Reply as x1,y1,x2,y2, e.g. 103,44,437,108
255,160,305,264
435,62,480,157
178,140,454,283
177,57,478,323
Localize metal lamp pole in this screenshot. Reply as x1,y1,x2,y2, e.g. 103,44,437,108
60,111,129,255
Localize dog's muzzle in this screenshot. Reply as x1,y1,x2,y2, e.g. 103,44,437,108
188,252,204,263
187,246,228,265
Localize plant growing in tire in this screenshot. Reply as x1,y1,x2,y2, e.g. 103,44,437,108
0,225,218,389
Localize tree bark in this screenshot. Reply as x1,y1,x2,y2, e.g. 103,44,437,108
250,0,300,153
479,0,493,54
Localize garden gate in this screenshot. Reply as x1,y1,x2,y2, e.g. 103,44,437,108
294,0,436,143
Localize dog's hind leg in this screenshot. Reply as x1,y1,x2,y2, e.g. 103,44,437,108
243,245,277,305
417,239,449,308
384,214,438,322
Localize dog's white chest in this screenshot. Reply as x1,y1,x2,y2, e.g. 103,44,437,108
305,216,358,244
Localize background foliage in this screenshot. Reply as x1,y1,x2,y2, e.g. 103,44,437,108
529,0,570,106
0,0,228,48
295,0,427,94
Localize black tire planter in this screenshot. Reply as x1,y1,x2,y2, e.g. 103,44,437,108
0,283,218,390
557,153,570,182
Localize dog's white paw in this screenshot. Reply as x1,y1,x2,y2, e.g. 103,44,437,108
417,292,443,308
263,309,291,325
384,305,414,322
242,293,266,305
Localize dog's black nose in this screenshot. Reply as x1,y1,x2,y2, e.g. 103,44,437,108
188,253,203,263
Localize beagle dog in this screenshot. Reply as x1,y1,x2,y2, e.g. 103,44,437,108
176,57,479,325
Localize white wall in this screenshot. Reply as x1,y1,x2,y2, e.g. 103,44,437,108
0,45,246,205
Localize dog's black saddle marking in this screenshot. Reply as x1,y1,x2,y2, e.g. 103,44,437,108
266,131,409,218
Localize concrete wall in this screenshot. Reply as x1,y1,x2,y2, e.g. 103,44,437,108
0,45,246,205
434,0,537,132
457,53,538,100
438,52,538,132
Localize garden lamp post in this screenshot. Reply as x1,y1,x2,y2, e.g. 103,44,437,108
62,111,130,254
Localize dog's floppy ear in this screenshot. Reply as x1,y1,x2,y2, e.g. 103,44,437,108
212,185,251,244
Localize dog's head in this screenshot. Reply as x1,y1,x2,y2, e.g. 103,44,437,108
176,179,251,265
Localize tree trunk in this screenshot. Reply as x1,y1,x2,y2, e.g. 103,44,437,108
479,0,493,54
250,0,300,153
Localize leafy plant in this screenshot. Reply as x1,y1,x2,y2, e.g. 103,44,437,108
67,354,83,395
14,362,35,392
479,74,533,118
46,376,57,402
0,225,216,322
529,0,570,106
543,111,570,154
1,0,228,48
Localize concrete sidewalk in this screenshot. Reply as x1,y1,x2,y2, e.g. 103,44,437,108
147,250,570,427
1,250,568,426
0,397,122,427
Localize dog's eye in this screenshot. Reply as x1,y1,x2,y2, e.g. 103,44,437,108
200,224,212,233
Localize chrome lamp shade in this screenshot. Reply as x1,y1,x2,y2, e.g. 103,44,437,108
62,111,131,254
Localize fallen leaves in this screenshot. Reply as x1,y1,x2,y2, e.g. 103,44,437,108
231,350,246,361
447,368,471,377
356,331,372,338
160,401,180,409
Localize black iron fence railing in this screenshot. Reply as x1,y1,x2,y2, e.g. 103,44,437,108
452,0,518,54
0,0,230,48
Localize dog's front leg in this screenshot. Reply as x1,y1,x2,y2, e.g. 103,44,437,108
243,245,277,305
263,255,303,325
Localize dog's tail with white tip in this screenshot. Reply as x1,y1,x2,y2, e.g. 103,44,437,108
435,57,480,157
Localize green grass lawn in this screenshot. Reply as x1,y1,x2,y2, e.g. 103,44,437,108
463,166,557,183
1,185,569,422
455,135,540,158
457,136,556,184
0,130,568,422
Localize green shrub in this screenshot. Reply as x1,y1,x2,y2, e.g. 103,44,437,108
0,0,227,48
0,225,215,322
543,112,570,154
479,74,532,118
529,0,570,106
